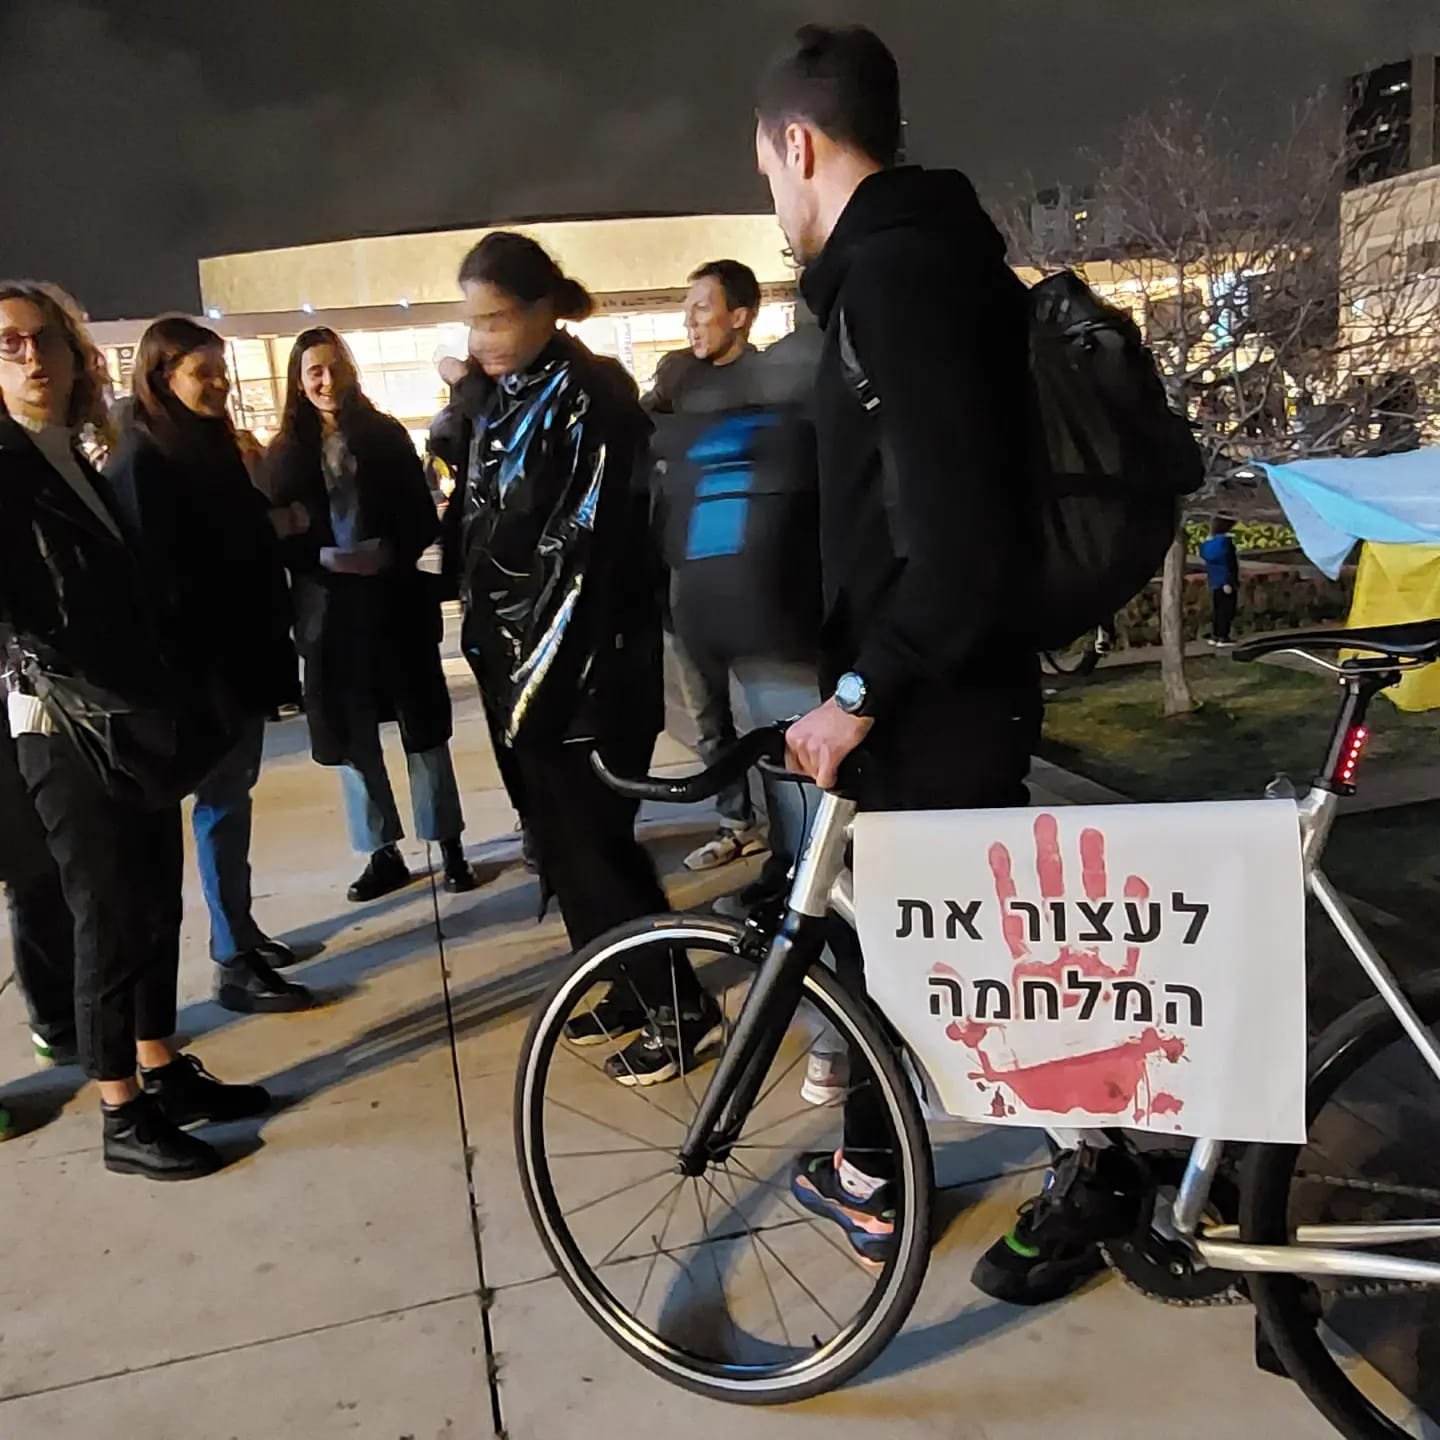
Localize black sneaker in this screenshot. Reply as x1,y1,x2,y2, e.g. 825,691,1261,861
254,938,298,968
791,1150,896,1269
31,1030,81,1068
563,988,648,1048
970,1144,1144,1305
103,1093,223,1180
347,844,411,902
603,997,724,1087
216,952,317,1014
440,838,478,894
713,852,791,924
142,1054,271,1127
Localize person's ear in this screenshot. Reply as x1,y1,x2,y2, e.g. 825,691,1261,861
788,122,817,180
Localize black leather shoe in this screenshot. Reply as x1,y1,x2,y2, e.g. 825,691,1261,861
253,937,298,968
347,844,411,902
142,1054,271,1127
216,952,317,1014
103,1094,223,1180
440,838,477,893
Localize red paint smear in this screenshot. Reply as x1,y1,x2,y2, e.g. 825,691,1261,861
968,1028,1185,1116
1013,942,1139,989
931,960,962,980
1079,827,1107,900
947,1019,991,1047
1149,1092,1184,1116
990,1090,1009,1118
1034,813,1064,898
988,842,1026,960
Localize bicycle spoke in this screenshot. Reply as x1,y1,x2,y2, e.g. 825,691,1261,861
548,1146,683,1160
635,1176,688,1318
670,950,702,1118
555,1030,693,1131
545,1096,681,1156
736,1082,873,1148
597,1175,687,1268
726,1154,879,1277
692,1178,744,1356
749,1033,818,1115
562,1165,679,1222
718,1161,792,1347
706,1167,843,1332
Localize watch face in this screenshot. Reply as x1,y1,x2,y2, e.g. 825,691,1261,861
837,673,866,712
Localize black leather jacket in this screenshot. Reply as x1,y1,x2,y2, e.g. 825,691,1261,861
0,417,170,705
446,332,661,746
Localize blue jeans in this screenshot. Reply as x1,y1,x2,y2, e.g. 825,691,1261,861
192,715,268,964
731,659,821,863
340,739,464,855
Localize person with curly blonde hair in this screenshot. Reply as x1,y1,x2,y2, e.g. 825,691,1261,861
0,281,269,1177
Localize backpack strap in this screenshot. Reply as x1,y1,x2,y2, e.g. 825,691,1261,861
838,309,909,560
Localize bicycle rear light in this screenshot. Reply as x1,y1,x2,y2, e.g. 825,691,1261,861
1332,724,1370,790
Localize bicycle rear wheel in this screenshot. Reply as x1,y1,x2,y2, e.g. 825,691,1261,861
514,914,933,1404
1242,976,1440,1439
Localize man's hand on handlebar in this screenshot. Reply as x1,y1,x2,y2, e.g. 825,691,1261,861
785,698,873,791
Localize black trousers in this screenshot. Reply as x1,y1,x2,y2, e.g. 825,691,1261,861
513,730,702,1007
1211,586,1237,643
7,867,76,1044
841,688,1040,1178
16,734,184,1081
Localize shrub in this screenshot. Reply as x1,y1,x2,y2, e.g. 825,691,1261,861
1113,564,1350,648
1184,520,1299,555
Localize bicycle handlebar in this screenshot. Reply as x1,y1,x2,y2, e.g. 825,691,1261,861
590,725,791,804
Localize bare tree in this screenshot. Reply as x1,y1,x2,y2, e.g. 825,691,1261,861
1005,98,1440,716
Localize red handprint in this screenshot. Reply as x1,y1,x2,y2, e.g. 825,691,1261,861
934,813,1185,1124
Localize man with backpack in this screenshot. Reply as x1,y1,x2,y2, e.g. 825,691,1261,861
756,23,1153,1303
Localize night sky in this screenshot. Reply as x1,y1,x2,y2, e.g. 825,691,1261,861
4,0,1438,318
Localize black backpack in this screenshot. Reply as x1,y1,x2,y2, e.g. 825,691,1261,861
841,269,1204,651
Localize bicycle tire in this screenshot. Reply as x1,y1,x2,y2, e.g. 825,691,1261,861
514,913,935,1404
1241,973,1440,1439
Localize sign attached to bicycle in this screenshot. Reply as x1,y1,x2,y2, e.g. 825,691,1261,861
854,801,1308,1144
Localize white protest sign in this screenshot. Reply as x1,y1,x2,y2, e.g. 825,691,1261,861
854,801,1307,1145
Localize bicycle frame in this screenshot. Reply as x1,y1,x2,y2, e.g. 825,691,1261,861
676,658,1440,1290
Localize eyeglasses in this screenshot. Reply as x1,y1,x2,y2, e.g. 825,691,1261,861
0,326,65,364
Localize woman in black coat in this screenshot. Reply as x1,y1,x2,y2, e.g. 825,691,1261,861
268,328,473,899
450,233,720,1085
105,316,313,1016
0,280,267,1178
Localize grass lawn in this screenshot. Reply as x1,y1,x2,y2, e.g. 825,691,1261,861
1041,656,1440,928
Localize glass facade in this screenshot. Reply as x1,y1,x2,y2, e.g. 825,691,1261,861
101,304,796,451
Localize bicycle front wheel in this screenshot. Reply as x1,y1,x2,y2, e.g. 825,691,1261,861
514,914,934,1404
1242,975,1440,1439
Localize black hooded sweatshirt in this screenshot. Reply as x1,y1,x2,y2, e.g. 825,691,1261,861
800,166,1037,732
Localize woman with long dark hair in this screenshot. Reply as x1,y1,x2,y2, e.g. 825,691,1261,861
449,233,720,1084
0,281,268,1177
269,328,473,899
106,316,313,1015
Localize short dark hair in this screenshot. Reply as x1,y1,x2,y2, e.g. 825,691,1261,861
756,25,902,168
688,260,761,315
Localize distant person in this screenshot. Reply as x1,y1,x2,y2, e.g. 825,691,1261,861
1,280,267,1180
269,328,475,900
448,232,721,1084
1200,515,1241,646
646,261,774,875
106,317,314,1014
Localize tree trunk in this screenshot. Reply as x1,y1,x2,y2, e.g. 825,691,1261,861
1160,521,1195,717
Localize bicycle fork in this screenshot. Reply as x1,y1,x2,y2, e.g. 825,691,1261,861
677,791,857,1176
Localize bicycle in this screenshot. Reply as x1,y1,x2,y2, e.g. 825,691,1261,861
514,620,1440,1436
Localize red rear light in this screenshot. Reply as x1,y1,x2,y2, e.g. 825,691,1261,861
1333,724,1370,788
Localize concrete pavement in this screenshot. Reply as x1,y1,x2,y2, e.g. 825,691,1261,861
0,683,1337,1439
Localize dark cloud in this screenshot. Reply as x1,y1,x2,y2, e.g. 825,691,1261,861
3,0,1437,316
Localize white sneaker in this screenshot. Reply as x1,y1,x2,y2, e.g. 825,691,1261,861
684,826,766,872
801,1049,850,1106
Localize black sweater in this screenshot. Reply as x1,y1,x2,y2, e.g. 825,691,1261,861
800,166,1035,718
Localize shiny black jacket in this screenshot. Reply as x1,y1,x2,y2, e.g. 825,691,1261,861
0,417,170,705
446,332,661,746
